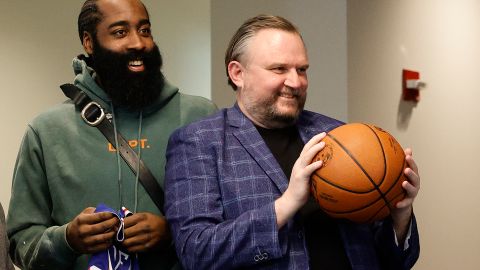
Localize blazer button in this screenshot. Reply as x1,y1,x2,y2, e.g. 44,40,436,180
298,230,304,239
254,252,269,261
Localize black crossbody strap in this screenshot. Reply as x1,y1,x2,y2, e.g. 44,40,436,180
60,83,165,213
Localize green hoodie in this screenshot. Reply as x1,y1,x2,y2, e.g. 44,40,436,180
7,57,217,270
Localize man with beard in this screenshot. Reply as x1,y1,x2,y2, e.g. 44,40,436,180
0,203,14,270
6,0,216,269
164,15,420,269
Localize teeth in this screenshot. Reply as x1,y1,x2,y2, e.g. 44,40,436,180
129,60,143,66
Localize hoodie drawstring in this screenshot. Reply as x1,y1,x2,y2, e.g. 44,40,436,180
134,111,143,213
111,103,143,213
111,104,124,210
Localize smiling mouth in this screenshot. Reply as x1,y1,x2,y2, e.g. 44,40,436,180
279,91,298,99
128,60,145,72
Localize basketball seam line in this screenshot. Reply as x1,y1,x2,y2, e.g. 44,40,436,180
320,189,405,215
314,167,405,215
327,125,390,214
363,124,391,211
364,124,407,216
314,172,390,213
312,174,377,194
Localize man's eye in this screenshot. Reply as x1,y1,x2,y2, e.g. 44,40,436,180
297,68,308,74
272,67,287,73
113,30,127,37
140,28,151,34
139,28,151,36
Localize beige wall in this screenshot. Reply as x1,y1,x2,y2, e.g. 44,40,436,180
348,1,480,269
211,0,348,121
0,0,211,212
4,0,475,268
1,0,347,215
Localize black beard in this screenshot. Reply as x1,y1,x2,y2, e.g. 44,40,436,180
90,40,165,111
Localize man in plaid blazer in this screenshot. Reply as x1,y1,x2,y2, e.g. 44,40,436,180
164,15,420,270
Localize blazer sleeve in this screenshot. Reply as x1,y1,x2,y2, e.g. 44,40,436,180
374,214,420,270
164,126,286,270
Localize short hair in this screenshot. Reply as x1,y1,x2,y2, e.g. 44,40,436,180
77,0,103,44
77,0,150,46
224,14,302,90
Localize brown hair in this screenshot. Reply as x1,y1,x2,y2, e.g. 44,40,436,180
224,14,302,90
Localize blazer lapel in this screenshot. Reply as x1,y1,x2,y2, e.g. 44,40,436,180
296,111,345,144
227,105,289,193
296,112,326,143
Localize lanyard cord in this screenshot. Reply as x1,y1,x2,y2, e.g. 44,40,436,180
111,103,124,210
111,104,143,213
134,111,143,213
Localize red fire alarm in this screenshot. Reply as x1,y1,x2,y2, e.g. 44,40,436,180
402,69,424,102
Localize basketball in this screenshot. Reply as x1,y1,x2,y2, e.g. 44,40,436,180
310,123,407,223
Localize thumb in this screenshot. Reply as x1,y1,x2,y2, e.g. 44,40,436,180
82,207,96,214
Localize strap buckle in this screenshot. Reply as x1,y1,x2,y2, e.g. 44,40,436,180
81,101,105,126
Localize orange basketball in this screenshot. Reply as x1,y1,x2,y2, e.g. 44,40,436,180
310,123,407,223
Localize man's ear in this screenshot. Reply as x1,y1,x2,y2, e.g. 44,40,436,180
228,61,244,89
82,32,94,55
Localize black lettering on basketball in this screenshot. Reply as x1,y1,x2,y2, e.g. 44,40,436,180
319,192,338,203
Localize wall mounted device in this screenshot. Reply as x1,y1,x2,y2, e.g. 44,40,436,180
402,69,426,102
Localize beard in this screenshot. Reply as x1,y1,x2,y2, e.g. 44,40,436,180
244,87,306,128
90,39,165,111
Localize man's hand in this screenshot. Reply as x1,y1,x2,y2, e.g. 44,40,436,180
66,207,118,254
275,132,327,228
122,212,171,253
391,148,420,244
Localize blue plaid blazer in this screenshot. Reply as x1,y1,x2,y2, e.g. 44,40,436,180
164,105,419,270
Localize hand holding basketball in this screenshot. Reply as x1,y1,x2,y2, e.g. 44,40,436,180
275,132,327,228
394,148,420,210
391,148,420,239
288,132,327,206
310,123,410,223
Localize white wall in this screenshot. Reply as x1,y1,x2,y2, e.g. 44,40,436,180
10,1,468,268
1,0,348,263
0,0,211,212
211,0,348,122
348,1,480,269
146,0,211,98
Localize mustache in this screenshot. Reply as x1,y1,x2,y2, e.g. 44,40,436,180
88,39,164,110
279,87,302,97
121,50,149,62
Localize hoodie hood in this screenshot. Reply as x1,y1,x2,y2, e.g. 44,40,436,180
71,56,179,116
